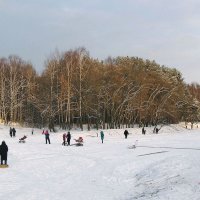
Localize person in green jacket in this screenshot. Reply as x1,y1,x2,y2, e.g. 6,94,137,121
100,131,104,144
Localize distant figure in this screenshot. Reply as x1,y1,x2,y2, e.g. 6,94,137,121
12,128,16,137
0,141,8,165
124,130,129,139
62,133,67,146
66,132,71,146
142,127,146,135
100,131,104,143
155,128,159,134
9,127,12,137
44,130,50,144
42,129,45,134
32,128,34,135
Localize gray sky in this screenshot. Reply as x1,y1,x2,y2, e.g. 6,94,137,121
0,0,200,83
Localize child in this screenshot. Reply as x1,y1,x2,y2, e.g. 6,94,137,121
62,133,67,146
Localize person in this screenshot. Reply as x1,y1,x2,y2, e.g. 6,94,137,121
124,130,129,139
75,137,83,143
74,137,83,146
9,127,13,137
62,133,67,146
44,130,50,144
32,128,34,135
100,131,104,143
12,128,16,137
66,131,71,146
42,129,45,134
0,141,8,165
142,127,146,135
155,128,159,134
156,128,159,134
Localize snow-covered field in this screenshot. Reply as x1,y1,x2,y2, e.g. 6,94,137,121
0,124,200,200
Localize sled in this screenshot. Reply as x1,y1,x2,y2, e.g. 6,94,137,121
74,137,84,146
75,142,83,147
19,135,27,143
0,164,9,168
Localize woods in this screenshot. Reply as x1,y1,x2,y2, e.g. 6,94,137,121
0,48,199,131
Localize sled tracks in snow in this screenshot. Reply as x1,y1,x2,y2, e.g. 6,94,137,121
137,145,200,151
137,151,168,157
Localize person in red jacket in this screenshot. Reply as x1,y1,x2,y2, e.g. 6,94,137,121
62,133,67,146
44,130,50,144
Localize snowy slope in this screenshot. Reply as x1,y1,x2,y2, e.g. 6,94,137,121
0,124,200,200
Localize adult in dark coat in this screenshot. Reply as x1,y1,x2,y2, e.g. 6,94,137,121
66,132,71,146
124,130,129,139
0,141,8,165
12,128,16,137
9,127,13,137
142,127,146,135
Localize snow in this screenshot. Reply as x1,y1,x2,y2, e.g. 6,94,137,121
0,124,200,200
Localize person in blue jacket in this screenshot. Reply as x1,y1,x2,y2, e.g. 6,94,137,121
100,131,104,144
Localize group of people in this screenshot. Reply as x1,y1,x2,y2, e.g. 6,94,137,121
9,127,16,137
0,128,134,167
62,132,71,146
43,129,72,145
0,141,8,165
9,127,129,147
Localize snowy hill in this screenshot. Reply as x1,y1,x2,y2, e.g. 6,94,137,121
0,124,200,200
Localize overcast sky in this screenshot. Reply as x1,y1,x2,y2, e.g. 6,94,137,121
0,0,200,83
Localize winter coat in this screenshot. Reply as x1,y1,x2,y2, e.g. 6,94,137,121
100,131,104,140
124,130,129,136
67,132,71,141
0,141,8,160
63,133,67,141
12,128,16,134
45,130,50,138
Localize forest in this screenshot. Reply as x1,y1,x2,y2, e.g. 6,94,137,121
0,47,199,131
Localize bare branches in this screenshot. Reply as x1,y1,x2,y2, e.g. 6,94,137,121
0,51,198,130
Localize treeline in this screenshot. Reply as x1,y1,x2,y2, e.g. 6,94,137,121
0,48,199,131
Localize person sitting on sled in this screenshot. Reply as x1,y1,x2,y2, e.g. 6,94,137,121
19,135,27,143
19,135,27,141
75,137,83,143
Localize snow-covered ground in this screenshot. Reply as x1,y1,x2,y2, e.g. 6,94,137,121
0,124,200,200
